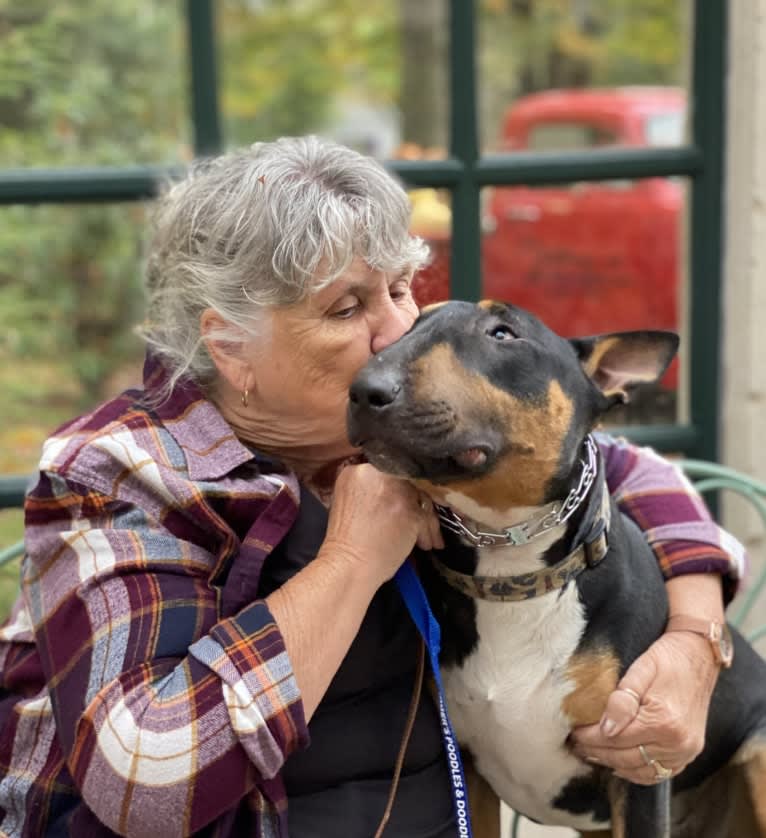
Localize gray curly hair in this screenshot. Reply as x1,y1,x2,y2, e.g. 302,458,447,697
140,135,429,396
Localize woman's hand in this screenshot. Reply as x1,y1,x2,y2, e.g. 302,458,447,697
571,630,720,784
269,465,443,719
324,463,443,584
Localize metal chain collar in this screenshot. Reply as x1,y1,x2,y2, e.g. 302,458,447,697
435,434,599,549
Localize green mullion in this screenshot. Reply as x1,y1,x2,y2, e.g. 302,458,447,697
392,145,701,188
607,424,699,453
0,166,178,204
0,160,465,206
688,0,726,465
477,146,703,185
388,158,464,188
0,144,700,205
448,0,482,301
0,476,30,510
186,0,223,156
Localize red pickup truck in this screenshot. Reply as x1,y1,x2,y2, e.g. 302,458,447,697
409,87,686,394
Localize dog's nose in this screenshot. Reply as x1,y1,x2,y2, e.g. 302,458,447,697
349,368,402,412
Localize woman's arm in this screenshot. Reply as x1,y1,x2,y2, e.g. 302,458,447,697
24,467,307,836
597,432,745,597
571,434,746,784
24,457,430,836
267,462,439,719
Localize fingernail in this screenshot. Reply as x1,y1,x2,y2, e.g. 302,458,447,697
585,756,601,764
601,718,616,737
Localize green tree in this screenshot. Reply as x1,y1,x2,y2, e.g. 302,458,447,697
0,0,186,404
0,0,686,425
219,0,398,146
479,0,686,147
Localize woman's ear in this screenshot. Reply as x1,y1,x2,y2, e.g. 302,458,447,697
200,308,254,393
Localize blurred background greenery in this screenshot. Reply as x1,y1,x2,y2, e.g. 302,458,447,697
0,0,687,617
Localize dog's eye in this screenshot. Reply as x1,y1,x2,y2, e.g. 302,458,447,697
488,325,515,341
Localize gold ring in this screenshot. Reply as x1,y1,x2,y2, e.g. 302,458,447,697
651,759,673,781
638,744,653,767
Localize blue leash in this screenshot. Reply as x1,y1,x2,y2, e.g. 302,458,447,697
395,561,473,838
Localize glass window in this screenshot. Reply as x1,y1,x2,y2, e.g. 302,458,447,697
0,517,22,615
527,121,619,152
478,1,692,154
0,204,147,480
645,111,686,147
479,178,689,426
219,0,448,159
409,190,452,307
0,2,189,168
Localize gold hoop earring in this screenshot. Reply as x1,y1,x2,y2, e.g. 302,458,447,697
241,389,249,408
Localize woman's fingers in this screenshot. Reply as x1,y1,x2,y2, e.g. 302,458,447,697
572,631,720,786
416,494,444,551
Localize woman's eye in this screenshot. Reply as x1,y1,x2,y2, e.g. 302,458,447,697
331,304,360,319
329,296,361,319
488,325,515,341
389,279,412,301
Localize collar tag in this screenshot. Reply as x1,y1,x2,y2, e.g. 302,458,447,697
505,524,530,546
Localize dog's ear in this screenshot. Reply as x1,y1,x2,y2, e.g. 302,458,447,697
570,331,679,404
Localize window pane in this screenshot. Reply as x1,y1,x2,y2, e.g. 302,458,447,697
527,120,619,152
0,2,189,168
478,1,692,155
219,0,448,159
480,178,690,425
645,111,685,147
0,204,147,480
410,189,452,306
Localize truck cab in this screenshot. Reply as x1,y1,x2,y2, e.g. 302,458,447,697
410,87,686,395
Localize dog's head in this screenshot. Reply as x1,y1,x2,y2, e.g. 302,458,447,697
347,300,677,511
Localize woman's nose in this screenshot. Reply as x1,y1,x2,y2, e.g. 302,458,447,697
370,302,415,355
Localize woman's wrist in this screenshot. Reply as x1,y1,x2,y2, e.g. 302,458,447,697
315,538,392,593
665,573,725,623
663,573,729,671
266,541,390,720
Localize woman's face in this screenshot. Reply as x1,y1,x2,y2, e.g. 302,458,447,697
248,258,420,448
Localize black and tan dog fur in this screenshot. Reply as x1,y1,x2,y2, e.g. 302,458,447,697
348,300,766,838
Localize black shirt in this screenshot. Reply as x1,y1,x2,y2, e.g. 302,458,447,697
260,486,456,836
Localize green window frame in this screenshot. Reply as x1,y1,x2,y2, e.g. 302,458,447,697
0,0,725,478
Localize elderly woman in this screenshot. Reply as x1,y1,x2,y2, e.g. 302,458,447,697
0,136,742,837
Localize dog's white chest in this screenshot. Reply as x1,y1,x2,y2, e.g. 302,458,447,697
443,584,605,830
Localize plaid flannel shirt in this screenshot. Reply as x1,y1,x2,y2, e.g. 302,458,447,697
0,355,745,837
